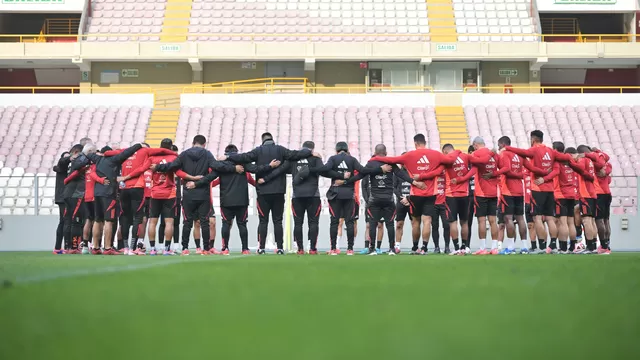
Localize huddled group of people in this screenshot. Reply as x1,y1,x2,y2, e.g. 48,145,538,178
53,129,613,256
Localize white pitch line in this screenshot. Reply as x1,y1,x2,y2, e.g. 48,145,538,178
13,255,249,285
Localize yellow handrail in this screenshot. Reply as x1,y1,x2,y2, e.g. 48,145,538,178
0,33,635,42
182,77,308,94
1,85,640,95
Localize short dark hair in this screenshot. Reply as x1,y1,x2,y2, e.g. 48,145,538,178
413,134,426,145
100,145,112,153
60,151,70,158
498,136,511,146
141,142,150,148
261,132,273,142
467,145,474,154
225,144,238,154
171,145,178,152
70,144,83,153
374,144,386,155
442,143,454,151
160,138,173,150
565,147,577,154
577,145,591,154
335,141,349,153
552,141,565,153
531,130,544,142
193,135,206,146
302,141,315,150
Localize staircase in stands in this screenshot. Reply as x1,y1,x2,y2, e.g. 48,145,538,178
426,0,458,42
160,0,192,42
435,96,469,150
145,89,181,147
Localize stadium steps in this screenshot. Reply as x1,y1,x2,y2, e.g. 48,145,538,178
426,0,458,42
146,109,180,147
160,0,193,42
435,106,469,150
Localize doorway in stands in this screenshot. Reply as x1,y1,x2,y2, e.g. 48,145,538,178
265,62,304,78
424,62,480,92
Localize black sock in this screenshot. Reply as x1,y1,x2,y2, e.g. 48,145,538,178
364,240,370,249
165,240,171,251
194,238,201,249
549,238,557,250
559,241,568,251
82,239,88,248
603,238,610,249
376,241,382,249
421,241,428,251
569,240,576,251
589,239,598,251
538,239,546,249
444,237,450,248
412,241,419,251
464,238,471,249
453,238,460,250
576,226,583,238
150,240,155,248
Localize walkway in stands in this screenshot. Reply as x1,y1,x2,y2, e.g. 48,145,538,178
161,0,193,42
427,0,457,42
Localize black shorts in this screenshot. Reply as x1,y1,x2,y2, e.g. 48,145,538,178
531,191,555,217
94,196,117,222
150,198,176,219
474,196,497,218
395,201,410,222
525,203,534,223
445,196,470,223
408,195,436,218
143,197,150,218
83,201,95,221
580,198,596,218
596,194,612,220
499,195,524,216
555,198,576,217
366,200,395,224
365,205,384,223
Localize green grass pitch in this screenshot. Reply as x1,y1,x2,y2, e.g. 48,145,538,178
0,252,639,360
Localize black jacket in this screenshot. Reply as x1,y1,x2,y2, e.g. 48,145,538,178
226,140,312,195
310,152,382,200
156,146,236,201
53,154,71,204
88,144,142,198
356,160,412,203
197,153,272,207
263,156,340,198
393,167,412,202
62,154,90,199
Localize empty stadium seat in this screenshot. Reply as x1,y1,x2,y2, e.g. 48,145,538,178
86,0,166,41
453,0,536,42
188,0,430,42
0,105,151,214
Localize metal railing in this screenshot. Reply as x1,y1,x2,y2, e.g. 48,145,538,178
44,18,81,36
2,85,640,96
0,33,635,42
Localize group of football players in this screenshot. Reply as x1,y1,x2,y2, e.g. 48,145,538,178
52,129,612,256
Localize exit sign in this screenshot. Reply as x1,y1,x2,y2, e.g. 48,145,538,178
499,69,518,77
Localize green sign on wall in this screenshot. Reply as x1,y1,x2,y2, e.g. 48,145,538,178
498,69,518,77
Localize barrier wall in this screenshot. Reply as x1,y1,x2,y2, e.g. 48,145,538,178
0,213,637,252
0,94,154,107
181,93,640,107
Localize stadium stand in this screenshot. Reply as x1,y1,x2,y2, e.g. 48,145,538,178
453,0,536,42
0,104,151,215
189,0,431,41
86,0,167,41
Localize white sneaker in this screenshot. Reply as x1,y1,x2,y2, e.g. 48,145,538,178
81,246,90,255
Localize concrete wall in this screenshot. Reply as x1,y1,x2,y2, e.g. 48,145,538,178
90,62,192,89
313,62,367,93
480,61,532,93
202,61,267,84
1,214,638,251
